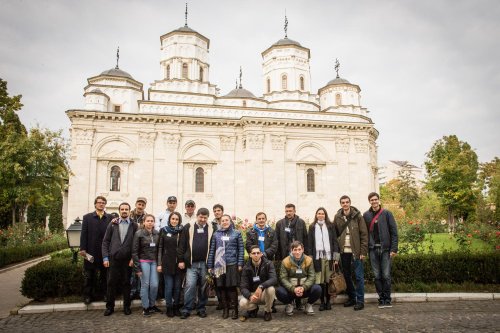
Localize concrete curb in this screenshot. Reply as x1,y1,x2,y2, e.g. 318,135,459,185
15,293,498,315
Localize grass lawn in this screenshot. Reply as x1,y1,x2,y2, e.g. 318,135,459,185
402,233,494,253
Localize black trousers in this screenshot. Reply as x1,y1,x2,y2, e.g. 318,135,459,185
83,264,107,299
106,259,132,310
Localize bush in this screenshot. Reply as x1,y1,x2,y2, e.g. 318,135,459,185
21,256,83,301
0,234,67,268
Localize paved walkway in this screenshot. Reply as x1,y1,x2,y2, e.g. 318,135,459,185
1,300,499,332
0,256,50,320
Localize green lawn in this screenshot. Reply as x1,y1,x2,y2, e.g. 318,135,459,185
402,233,494,254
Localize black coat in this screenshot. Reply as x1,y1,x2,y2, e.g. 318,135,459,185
157,228,185,275
80,211,111,269
132,229,159,273
240,257,277,299
245,227,278,260
275,215,309,260
308,222,340,272
101,220,138,261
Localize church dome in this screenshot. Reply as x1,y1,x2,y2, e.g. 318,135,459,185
272,37,302,47
172,25,199,34
100,67,134,80
326,77,351,85
223,87,256,98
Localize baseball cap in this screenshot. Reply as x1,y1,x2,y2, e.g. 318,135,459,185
136,197,147,204
185,200,195,206
167,196,177,202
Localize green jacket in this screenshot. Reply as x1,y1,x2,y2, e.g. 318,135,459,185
279,254,315,292
333,206,368,259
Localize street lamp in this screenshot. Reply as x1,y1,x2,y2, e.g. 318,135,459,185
66,217,82,263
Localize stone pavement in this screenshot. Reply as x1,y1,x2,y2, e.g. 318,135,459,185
0,256,50,320
1,300,499,333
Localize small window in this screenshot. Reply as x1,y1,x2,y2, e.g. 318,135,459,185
306,168,315,192
281,74,287,90
166,65,171,80
114,105,121,112
199,67,204,81
335,93,342,106
300,76,305,90
182,63,188,79
242,100,247,107
267,78,271,93
195,167,204,192
110,166,121,191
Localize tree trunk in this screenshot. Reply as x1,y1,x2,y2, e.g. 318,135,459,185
448,207,456,233
11,205,16,225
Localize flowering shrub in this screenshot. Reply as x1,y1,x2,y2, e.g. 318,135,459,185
398,218,427,254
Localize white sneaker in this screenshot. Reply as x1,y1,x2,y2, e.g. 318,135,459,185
285,304,294,316
305,303,314,315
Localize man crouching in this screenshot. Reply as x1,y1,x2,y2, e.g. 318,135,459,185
239,245,277,321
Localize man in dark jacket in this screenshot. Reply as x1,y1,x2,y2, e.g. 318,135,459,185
239,245,277,322
102,202,138,316
129,196,148,300
363,192,398,309
79,196,111,304
275,204,308,260
245,212,278,261
333,195,368,311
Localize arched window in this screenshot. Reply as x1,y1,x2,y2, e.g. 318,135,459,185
306,168,315,192
166,65,170,80
335,93,342,106
195,167,204,192
182,63,188,79
267,78,271,93
300,76,305,90
281,74,288,90
199,67,204,81
110,166,121,191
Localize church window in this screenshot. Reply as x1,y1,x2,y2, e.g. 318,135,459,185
182,63,188,79
195,167,204,192
300,76,305,90
110,166,121,191
242,100,247,107
166,65,171,80
306,168,315,192
281,74,288,90
114,105,121,112
199,67,204,81
335,93,342,106
266,78,271,93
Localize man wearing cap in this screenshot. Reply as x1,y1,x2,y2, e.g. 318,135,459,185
156,196,178,231
129,197,149,300
184,200,197,225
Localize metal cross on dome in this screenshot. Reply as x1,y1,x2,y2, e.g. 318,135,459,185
184,3,188,27
115,47,120,69
284,10,288,38
335,58,340,78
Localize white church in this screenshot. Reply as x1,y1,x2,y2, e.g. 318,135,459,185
66,16,380,224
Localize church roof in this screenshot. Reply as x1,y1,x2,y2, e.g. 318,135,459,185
160,25,210,48
326,77,351,85
100,68,134,80
272,37,303,47
223,88,256,98
173,25,198,33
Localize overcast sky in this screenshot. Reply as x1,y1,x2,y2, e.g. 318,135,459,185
1,0,498,167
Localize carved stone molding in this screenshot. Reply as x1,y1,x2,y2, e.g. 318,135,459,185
74,129,95,145
271,135,286,150
220,136,236,151
246,134,265,149
163,133,181,149
354,138,368,153
335,137,350,153
139,132,157,148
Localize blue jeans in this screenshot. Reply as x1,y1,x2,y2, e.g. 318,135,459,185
139,261,159,309
164,271,183,307
182,261,208,314
275,284,321,304
369,248,392,302
341,253,365,304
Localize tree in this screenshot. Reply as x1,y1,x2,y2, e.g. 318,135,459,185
396,165,420,215
0,78,69,225
478,157,500,225
424,135,479,232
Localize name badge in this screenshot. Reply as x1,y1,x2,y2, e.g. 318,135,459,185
258,236,265,241
149,242,156,247
285,227,291,233
197,228,204,233
167,233,172,237
222,236,230,241
253,276,261,282
296,268,303,274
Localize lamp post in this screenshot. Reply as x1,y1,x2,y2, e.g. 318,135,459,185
66,217,82,263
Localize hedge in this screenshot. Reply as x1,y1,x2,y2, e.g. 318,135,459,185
21,251,499,300
0,237,68,268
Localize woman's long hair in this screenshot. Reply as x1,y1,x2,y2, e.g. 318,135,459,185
312,207,332,226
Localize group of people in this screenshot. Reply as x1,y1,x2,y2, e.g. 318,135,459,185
79,192,398,321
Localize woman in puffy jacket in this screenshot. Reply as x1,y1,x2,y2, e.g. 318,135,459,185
207,214,244,320
132,214,161,316
157,211,184,317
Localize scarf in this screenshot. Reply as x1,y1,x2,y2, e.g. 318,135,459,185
253,224,269,253
213,226,232,278
163,221,182,235
289,253,305,268
314,221,331,260
284,215,298,245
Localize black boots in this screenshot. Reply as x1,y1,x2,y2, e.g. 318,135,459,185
220,291,229,319
166,306,174,317
229,288,239,320
319,283,332,311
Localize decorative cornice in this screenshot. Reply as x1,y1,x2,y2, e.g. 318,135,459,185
163,133,181,149
271,135,286,150
220,136,236,151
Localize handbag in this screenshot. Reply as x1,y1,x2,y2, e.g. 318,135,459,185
328,263,346,295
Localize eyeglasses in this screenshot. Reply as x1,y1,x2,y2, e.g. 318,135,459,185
250,252,261,255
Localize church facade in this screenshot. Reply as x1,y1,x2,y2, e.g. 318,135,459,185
66,21,379,224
